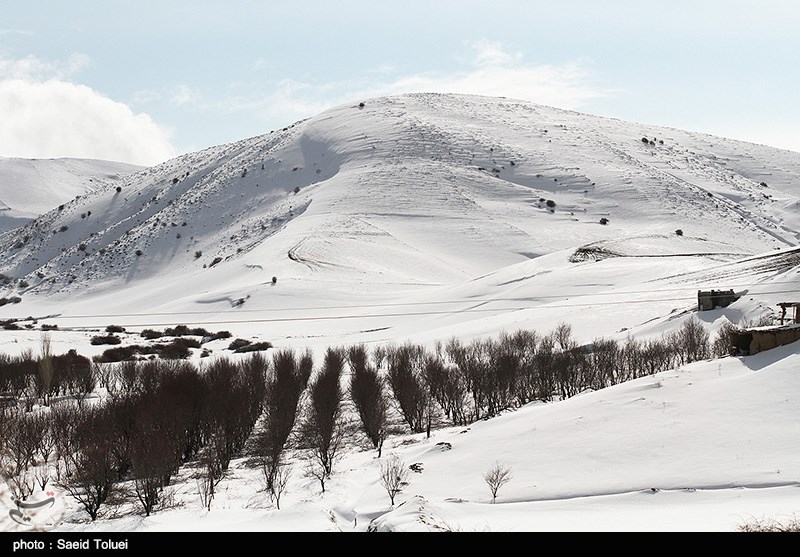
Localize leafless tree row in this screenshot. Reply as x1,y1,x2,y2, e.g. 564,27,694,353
0,348,95,410
0,315,724,520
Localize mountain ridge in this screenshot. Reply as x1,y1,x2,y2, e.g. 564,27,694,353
1,92,799,347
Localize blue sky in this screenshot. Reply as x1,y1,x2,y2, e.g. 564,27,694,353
1,1,798,165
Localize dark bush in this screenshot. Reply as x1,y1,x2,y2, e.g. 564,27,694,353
164,324,190,336
140,329,163,340
172,337,201,349
675,229,684,236
228,338,251,351
154,342,192,360
545,199,556,208
90,335,122,346
233,341,272,353
162,325,210,337
93,346,138,363
106,325,126,334
599,217,609,225
203,331,232,343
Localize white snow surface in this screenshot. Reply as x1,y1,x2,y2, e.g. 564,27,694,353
0,157,141,233
1,93,799,532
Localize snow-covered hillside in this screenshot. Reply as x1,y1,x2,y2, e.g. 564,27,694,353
0,93,799,354
0,157,141,233
2,93,800,534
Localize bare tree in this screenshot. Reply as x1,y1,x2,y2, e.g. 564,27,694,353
712,320,739,358
256,349,311,493
483,461,513,502
302,347,346,481
673,316,710,365
61,406,117,521
37,333,54,407
424,347,469,427
270,462,291,509
305,459,328,494
385,343,429,433
348,345,388,456
379,454,409,506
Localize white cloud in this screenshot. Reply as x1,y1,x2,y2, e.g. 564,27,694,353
0,54,176,165
170,84,204,107
0,78,177,166
0,52,89,81
468,39,523,69
249,41,612,128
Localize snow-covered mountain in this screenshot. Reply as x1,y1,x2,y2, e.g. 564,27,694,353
1,93,799,351
2,93,800,534
0,157,141,233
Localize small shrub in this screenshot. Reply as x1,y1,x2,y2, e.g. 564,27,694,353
155,341,192,359
209,256,222,267
599,217,609,225
202,330,232,343
164,324,191,336
135,249,143,256
545,199,556,208
106,324,126,334
675,229,684,236
641,137,649,144
90,335,122,346
173,337,202,349
738,515,800,532
163,325,210,337
116,186,122,193
59,225,68,232
233,341,272,353
94,345,138,363
140,329,163,340
227,338,252,351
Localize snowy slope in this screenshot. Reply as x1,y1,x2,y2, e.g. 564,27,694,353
0,157,142,233
2,93,800,534
0,93,798,352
